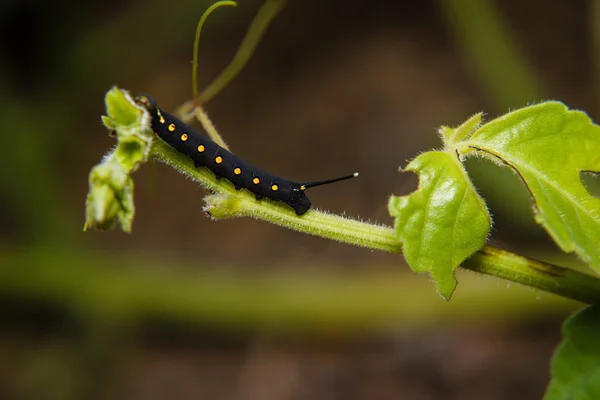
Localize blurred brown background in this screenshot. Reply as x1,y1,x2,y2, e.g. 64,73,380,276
0,0,596,399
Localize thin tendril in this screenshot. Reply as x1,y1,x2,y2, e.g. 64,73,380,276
192,1,238,101
198,0,286,104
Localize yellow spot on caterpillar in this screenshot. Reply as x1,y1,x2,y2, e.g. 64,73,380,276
215,156,223,164
180,133,188,141
300,185,306,191
168,123,176,132
271,184,279,191
197,144,205,152
234,167,242,175
253,177,260,184
157,109,165,124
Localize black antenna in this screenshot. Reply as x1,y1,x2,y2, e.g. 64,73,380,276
299,172,359,191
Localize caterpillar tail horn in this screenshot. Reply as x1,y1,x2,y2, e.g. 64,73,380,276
300,172,359,191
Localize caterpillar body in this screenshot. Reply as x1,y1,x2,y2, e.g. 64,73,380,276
137,95,357,215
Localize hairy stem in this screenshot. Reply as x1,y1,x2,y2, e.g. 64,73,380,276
464,247,600,304
188,105,230,151
151,140,600,304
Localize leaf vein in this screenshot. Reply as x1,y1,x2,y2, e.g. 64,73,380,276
512,159,598,226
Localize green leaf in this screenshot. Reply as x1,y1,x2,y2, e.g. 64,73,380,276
84,87,153,232
459,102,600,272
85,162,135,232
102,86,143,128
545,305,600,400
388,148,491,300
440,112,483,146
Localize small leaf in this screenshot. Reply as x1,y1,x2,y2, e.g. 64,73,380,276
388,150,491,299
103,87,143,128
545,305,600,400
84,87,153,232
440,112,483,146
85,162,135,232
460,102,600,272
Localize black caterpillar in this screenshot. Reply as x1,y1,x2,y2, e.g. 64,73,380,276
136,95,357,215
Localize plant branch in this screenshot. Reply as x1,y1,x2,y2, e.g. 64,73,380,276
151,139,600,304
463,247,600,304
197,0,286,105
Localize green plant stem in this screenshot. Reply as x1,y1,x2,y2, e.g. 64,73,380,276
150,140,600,304
464,247,600,304
192,106,230,150
192,1,238,101
206,192,399,253
174,104,230,151
197,0,286,104
178,0,285,117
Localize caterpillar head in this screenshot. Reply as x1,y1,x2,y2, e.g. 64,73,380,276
135,94,161,121
289,187,312,215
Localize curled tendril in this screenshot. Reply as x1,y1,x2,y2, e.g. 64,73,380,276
193,0,286,105
192,1,238,102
